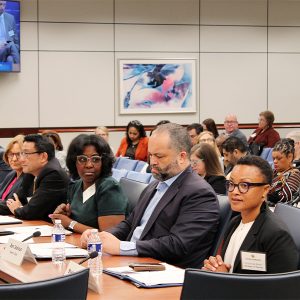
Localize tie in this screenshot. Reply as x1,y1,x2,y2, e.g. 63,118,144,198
33,177,37,194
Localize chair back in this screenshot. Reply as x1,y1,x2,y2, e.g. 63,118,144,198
209,194,232,256
181,268,300,300
120,177,148,214
112,168,128,182
0,268,89,300
126,171,152,183
274,203,300,267
260,147,272,160
134,160,148,172
115,157,138,171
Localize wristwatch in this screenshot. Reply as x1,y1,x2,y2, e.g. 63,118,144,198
68,220,78,231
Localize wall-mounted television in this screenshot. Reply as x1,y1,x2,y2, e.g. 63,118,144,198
0,0,20,72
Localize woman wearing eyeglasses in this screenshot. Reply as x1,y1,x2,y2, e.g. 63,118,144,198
0,135,25,203
190,143,226,195
116,120,148,162
50,134,128,233
202,155,298,274
268,139,300,206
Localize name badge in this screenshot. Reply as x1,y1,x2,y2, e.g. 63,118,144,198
2,238,37,266
8,30,15,37
241,251,266,272
65,261,101,294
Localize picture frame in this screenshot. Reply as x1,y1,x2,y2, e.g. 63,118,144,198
119,59,196,114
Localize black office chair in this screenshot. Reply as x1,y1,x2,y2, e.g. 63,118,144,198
0,268,89,300
120,177,148,215
274,203,300,267
181,268,300,300
209,194,232,256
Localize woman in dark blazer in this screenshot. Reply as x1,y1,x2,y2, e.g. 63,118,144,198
0,135,25,202
203,156,298,274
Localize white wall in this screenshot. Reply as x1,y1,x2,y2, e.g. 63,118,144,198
0,0,300,147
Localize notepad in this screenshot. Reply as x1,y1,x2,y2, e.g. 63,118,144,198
0,216,22,225
5,225,72,236
104,263,184,288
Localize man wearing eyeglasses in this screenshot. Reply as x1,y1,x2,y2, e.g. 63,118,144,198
81,123,220,268
2,134,69,221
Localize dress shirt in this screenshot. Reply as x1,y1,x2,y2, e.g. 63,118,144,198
120,173,181,256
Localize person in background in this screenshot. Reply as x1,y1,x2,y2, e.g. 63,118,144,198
190,143,226,194
95,126,114,153
221,137,248,178
248,110,280,149
116,120,148,162
221,114,247,146
187,123,203,146
286,131,300,170
3,134,69,221
0,145,11,182
41,130,67,172
268,139,300,206
202,118,219,139
50,134,127,233
80,123,220,269
0,135,24,202
203,156,298,274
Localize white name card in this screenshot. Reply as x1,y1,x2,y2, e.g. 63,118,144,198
2,238,37,266
241,251,266,272
65,261,101,294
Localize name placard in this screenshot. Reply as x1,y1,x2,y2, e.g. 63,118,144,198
2,238,37,266
65,261,101,294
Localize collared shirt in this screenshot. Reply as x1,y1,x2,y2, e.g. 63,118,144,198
119,172,181,256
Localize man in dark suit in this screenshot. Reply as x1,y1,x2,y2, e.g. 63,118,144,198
5,134,69,222
81,123,220,268
0,1,20,63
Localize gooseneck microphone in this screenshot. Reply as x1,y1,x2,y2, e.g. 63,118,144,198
21,230,41,242
78,251,98,265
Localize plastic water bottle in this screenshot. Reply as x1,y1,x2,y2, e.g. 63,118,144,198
51,219,66,264
87,229,102,275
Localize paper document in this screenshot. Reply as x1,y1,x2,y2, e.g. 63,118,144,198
29,242,88,259
104,263,184,288
0,233,33,244
5,225,72,236
0,216,22,225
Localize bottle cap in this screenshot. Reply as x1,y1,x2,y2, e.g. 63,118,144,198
91,229,98,233
54,219,62,224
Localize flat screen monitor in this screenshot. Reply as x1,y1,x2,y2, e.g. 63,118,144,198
0,0,20,72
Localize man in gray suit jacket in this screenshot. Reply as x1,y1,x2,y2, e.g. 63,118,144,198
0,1,20,63
81,123,220,268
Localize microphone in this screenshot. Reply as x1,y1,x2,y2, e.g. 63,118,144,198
78,251,98,265
21,230,41,242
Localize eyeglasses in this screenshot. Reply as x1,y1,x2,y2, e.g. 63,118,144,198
77,155,102,165
7,152,21,159
199,138,214,143
190,159,204,167
20,151,42,158
224,121,237,124
226,180,269,194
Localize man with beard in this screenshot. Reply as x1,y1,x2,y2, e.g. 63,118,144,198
81,123,220,268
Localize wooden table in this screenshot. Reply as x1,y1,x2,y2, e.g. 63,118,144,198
0,220,182,300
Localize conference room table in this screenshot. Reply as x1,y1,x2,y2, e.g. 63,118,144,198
0,220,182,300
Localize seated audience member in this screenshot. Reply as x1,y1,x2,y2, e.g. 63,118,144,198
116,120,148,162
3,134,69,221
268,139,300,205
81,123,220,269
41,130,67,172
0,145,11,182
203,156,298,274
248,110,280,153
191,143,226,195
222,137,248,178
202,118,219,139
286,131,300,170
221,114,247,146
95,126,114,153
0,135,24,202
187,123,203,146
50,134,127,233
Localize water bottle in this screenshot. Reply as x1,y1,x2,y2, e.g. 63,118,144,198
51,219,66,264
87,229,102,275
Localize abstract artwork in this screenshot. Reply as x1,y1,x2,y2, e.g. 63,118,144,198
119,59,196,114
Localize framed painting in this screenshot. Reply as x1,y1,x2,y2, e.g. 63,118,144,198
119,59,196,114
